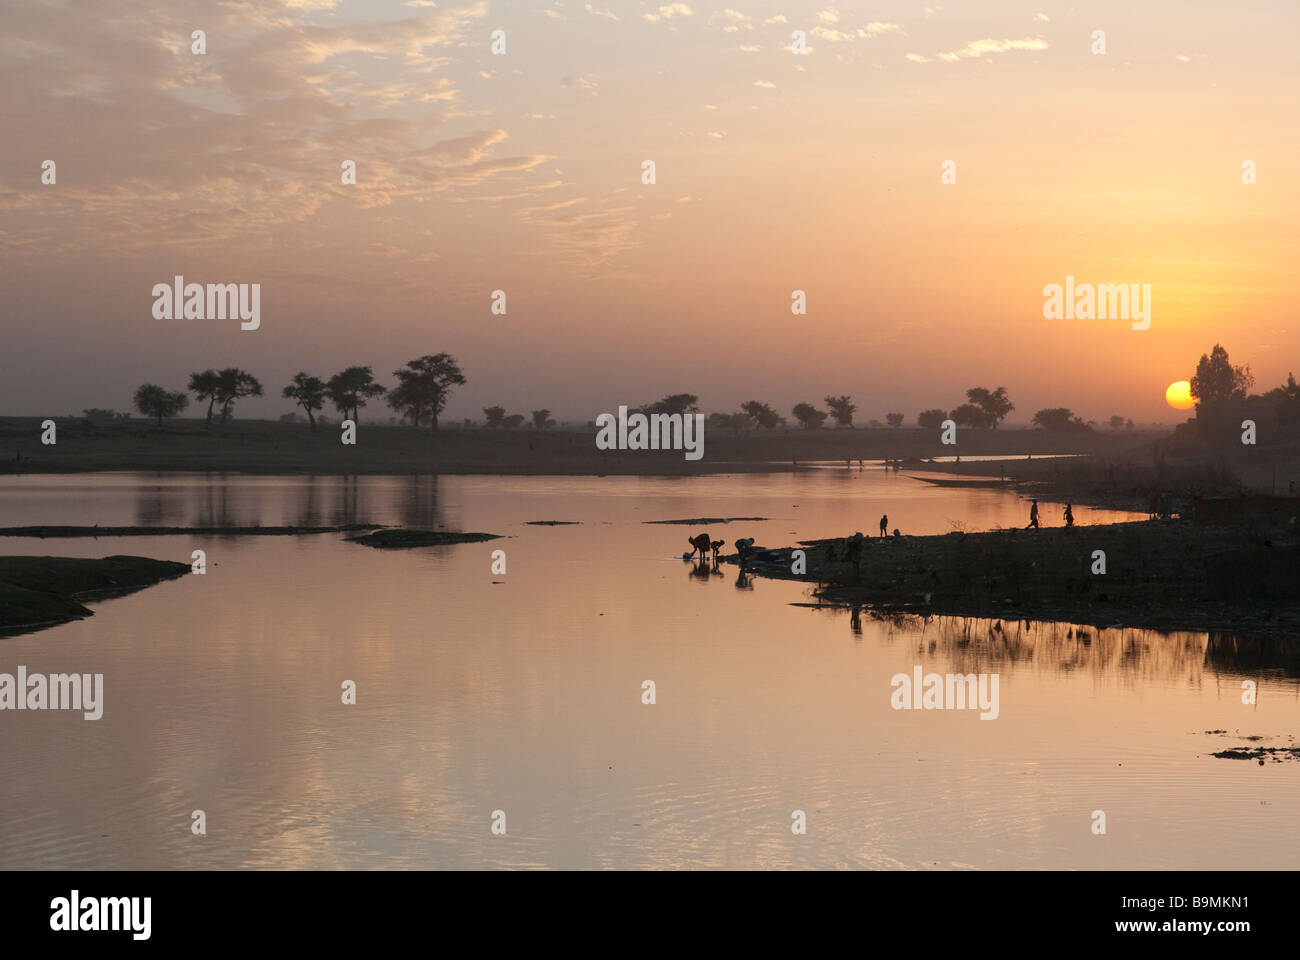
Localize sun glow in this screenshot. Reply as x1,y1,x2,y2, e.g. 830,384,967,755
1165,380,1195,410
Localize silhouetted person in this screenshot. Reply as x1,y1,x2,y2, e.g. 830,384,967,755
1064,504,1074,528
879,514,888,538
1026,499,1040,529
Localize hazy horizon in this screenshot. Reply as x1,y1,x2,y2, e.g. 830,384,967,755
3,0,1296,425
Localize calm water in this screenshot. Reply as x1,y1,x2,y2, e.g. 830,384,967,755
0,471,1296,870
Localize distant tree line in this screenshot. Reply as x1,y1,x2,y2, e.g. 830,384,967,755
132,354,469,431
126,344,1296,439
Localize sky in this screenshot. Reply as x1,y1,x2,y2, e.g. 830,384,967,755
1,0,1297,425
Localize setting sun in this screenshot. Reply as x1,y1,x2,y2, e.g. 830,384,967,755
1165,380,1196,410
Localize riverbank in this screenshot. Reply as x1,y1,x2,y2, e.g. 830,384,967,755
722,516,1300,641
0,555,190,633
918,433,1300,511
0,416,1160,476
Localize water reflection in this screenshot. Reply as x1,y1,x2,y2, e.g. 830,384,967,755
799,603,1300,684
3,471,1294,870
133,479,186,525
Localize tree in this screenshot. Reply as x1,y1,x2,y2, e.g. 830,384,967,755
1274,373,1300,425
960,386,1014,428
1032,407,1090,432
282,373,326,430
886,412,904,428
326,366,386,424
214,368,263,426
707,412,750,436
188,369,221,426
645,393,700,416
483,406,506,428
391,356,457,429
502,413,525,429
531,409,555,429
1126,418,1135,430
386,354,465,431
1109,415,1125,430
741,400,784,429
1190,344,1253,409
917,408,947,429
792,402,827,430
950,403,988,428
824,395,856,428
133,383,188,426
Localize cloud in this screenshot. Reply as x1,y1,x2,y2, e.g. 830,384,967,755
643,3,693,22
585,3,618,20
0,0,559,257
764,14,788,24
560,73,599,96
1034,12,1051,22
709,9,751,25
514,195,641,268
753,79,776,87
905,53,931,62
859,22,901,37
937,37,1049,59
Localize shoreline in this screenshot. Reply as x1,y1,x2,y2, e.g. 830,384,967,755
0,416,1167,478
0,556,190,634
721,518,1300,642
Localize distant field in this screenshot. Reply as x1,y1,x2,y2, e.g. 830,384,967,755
0,416,1165,476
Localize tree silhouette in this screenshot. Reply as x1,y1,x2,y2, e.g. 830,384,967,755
917,409,947,429
950,403,987,428
792,402,827,430
644,394,700,416
531,409,554,429
386,354,465,431
282,373,326,430
708,412,749,435
188,369,221,426
326,366,386,424
483,406,506,428
1032,407,1089,432
1109,415,1125,430
886,412,904,428
133,384,188,426
502,413,525,429
824,395,856,427
741,400,783,429
962,386,1014,428
214,368,263,426
1190,345,1253,409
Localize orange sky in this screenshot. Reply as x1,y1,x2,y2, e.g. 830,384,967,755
1,0,1296,424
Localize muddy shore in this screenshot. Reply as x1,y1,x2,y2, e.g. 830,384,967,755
0,555,190,633
721,516,1300,641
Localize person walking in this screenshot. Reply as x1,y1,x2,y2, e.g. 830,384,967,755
1064,503,1074,528
879,514,888,538
1026,499,1040,530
